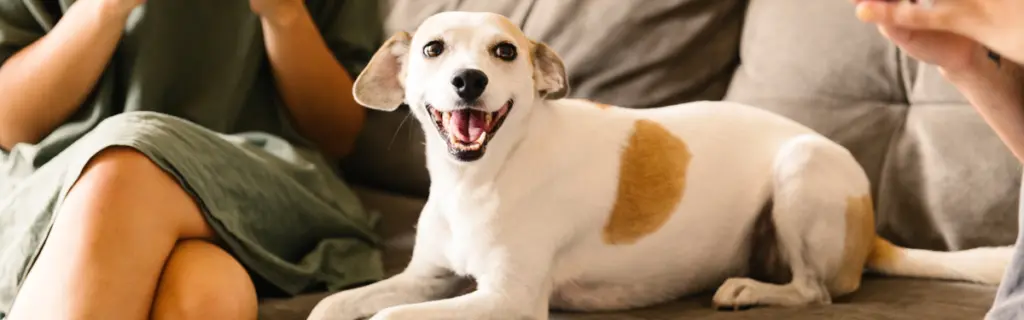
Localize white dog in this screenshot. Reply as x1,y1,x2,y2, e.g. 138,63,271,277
308,11,1013,320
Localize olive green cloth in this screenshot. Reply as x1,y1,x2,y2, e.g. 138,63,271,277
0,0,386,316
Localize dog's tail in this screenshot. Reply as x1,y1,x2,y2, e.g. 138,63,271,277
865,237,1013,285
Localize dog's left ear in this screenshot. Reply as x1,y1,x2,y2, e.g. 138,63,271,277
530,40,569,100
353,31,412,112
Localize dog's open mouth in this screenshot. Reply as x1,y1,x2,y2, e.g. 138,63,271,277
426,100,513,161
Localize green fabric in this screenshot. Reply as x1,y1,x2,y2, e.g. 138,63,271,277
0,0,386,316
1,0,383,176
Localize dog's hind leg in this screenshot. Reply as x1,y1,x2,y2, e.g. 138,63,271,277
712,134,872,310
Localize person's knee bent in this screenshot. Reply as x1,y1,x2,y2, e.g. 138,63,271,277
67,146,213,239
152,240,258,320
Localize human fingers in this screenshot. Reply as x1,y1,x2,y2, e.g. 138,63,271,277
855,0,967,33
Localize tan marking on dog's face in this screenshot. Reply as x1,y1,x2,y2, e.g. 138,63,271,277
829,194,876,295
603,119,691,245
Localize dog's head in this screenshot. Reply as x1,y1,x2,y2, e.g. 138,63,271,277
352,11,568,163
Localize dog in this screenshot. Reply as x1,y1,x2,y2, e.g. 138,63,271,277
307,11,1013,320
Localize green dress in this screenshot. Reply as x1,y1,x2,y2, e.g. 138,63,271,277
0,0,386,316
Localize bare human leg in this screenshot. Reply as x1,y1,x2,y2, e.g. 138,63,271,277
8,147,256,320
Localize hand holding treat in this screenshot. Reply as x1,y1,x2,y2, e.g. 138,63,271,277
851,0,1024,167
853,0,1024,66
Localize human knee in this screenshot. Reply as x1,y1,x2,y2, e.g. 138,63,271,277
152,241,257,320
65,145,210,239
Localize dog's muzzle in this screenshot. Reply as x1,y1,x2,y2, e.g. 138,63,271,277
426,100,513,162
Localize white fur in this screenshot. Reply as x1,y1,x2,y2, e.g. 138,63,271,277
307,12,1013,320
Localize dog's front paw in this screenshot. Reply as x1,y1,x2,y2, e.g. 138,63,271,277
366,306,418,320
306,292,375,320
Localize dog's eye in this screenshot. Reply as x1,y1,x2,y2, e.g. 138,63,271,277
423,41,444,58
493,42,517,61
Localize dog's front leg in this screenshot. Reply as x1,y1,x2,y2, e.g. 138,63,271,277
307,201,466,320
369,245,555,320
306,269,467,320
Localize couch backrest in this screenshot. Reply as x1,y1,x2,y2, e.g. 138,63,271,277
725,0,1020,251
341,0,1021,251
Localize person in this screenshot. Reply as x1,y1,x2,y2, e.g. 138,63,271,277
0,0,385,319
851,0,1024,319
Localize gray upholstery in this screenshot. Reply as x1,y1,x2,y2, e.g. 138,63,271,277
259,188,1000,319
304,0,1020,319
723,0,1020,251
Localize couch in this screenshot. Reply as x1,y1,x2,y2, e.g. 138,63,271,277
258,0,1024,319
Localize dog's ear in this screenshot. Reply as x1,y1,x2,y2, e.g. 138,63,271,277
353,31,412,112
530,40,569,100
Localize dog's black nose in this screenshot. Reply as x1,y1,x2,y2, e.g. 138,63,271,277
451,69,488,101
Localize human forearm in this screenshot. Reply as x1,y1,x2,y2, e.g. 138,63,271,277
261,3,365,159
943,60,1024,163
0,0,135,149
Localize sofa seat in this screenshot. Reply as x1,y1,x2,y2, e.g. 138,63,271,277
256,187,999,320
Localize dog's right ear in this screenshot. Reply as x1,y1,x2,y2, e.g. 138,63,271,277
352,31,412,112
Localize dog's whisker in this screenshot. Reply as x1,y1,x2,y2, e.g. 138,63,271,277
387,109,413,151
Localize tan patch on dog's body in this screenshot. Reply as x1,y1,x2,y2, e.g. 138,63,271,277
603,119,692,245
591,101,613,110
829,194,876,295
581,99,614,110
567,99,613,109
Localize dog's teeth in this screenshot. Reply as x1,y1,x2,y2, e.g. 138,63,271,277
442,112,451,127
449,133,457,145
485,113,493,126
476,132,487,143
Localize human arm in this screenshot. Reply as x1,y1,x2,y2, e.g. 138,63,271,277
252,1,366,160
853,0,1024,163
0,0,142,150
944,60,1024,164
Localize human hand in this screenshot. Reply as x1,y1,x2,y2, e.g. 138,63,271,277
871,21,990,77
249,0,305,25
853,0,1024,67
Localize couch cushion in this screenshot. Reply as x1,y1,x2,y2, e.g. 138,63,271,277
341,0,746,197
724,0,907,197
880,72,1021,250
521,0,745,107
259,277,997,320
725,0,1020,250
257,186,1000,320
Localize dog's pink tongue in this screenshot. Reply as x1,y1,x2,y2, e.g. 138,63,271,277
450,110,485,142
468,111,485,141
